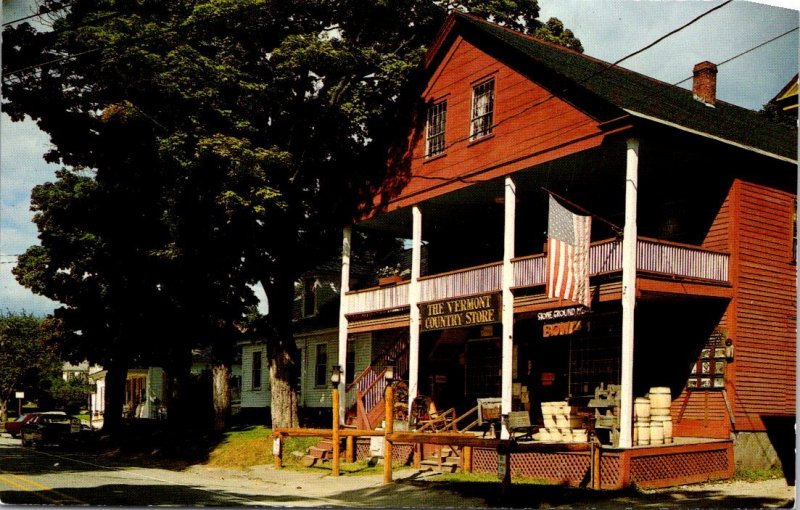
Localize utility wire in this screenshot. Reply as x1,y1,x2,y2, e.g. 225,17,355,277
672,25,799,86
2,1,76,27
410,0,736,161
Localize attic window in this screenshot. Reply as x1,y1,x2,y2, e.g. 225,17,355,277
426,100,447,157
470,79,494,140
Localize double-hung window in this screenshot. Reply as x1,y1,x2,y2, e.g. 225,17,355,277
426,100,447,157
314,344,328,387
252,351,262,390
470,79,495,140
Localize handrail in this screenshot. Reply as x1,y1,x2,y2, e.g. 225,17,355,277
452,405,479,430
345,280,410,296
418,260,502,281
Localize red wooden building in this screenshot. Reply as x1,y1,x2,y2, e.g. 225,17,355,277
335,13,796,488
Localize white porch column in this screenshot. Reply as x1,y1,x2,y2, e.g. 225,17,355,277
337,226,352,424
408,206,423,409
619,138,639,448
500,177,516,439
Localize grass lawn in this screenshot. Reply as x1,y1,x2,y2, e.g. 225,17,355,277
204,426,403,476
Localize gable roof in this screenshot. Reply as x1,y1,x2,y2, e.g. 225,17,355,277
771,73,798,113
432,13,796,162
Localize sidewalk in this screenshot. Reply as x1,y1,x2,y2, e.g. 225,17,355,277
182,463,796,508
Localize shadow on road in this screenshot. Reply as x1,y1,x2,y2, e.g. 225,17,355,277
1,483,322,506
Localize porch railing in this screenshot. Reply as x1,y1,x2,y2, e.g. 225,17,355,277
345,238,728,315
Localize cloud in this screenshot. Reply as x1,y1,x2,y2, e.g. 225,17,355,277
1,113,60,255
0,256,59,317
538,0,799,109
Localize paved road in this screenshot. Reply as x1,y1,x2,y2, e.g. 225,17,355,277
0,435,479,507
0,435,795,507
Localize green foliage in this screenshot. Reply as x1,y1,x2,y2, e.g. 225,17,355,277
2,0,582,428
47,376,92,414
0,312,60,416
734,465,785,482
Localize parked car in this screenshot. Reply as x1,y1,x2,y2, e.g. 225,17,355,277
4,413,38,438
20,412,81,447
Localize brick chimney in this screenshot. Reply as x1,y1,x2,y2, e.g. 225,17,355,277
692,61,718,106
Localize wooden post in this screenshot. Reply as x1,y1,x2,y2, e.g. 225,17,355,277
337,227,351,420
463,446,472,473
413,444,421,468
592,440,602,489
273,433,283,469
346,435,355,463
332,387,341,476
501,176,516,439
408,206,422,410
383,383,394,485
619,137,639,449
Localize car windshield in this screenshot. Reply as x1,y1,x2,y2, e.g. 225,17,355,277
41,416,70,424
15,415,28,422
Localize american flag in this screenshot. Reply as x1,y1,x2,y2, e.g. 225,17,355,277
547,195,592,307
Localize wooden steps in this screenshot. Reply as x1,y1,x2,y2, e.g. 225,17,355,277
419,446,461,473
300,438,344,467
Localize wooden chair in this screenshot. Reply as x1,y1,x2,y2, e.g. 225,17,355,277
507,411,538,441
413,396,457,432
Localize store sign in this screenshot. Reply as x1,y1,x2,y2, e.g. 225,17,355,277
420,293,501,331
543,320,584,337
536,305,588,321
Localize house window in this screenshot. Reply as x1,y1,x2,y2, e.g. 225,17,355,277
252,351,262,390
303,278,316,317
470,79,494,140
346,349,356,385
426,100,447,157
687,331,726,389
314,344,328,387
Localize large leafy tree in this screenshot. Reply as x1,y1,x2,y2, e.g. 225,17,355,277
0,312,60,422
3,0,581,428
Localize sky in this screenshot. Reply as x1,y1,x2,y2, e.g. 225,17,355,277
1,0,798,317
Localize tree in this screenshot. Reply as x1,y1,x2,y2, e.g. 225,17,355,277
3,0,582,429
0,312,60,422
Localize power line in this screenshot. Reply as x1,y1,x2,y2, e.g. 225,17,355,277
3,1,280,79
2,1,76,27
672,25,799,86
410,0,736,160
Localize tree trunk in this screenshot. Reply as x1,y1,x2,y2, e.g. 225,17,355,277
0,400,7,423
211,362,230,432
165,347,193,429
265,273,300,429
102,356,128,435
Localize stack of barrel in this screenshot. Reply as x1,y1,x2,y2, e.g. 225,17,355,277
649,386,673,445
539,401,586,442
633,387,673,445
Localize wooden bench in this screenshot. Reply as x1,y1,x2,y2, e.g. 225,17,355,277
507,411,538,441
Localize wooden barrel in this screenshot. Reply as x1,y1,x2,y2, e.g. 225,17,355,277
635,420,650,446
649,387,671,416
650,420,664,445
634,397,651,419
652,415,673,443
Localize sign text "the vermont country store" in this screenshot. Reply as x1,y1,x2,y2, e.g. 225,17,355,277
420,293,501,331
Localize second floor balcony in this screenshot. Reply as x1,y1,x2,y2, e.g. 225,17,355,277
344,237,730,316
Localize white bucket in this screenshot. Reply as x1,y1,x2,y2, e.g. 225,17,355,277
650,420,664,445
636,421,650,446
649,387,671,414
634,397,651,419
652,415,673,443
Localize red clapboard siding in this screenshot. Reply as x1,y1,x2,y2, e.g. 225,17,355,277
384,36,607,210
730,180,797,429
671,390,730,439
